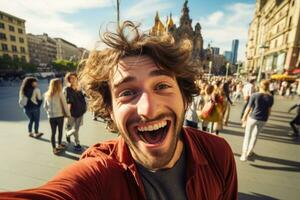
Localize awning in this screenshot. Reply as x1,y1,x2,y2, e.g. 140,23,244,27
271,74,296,81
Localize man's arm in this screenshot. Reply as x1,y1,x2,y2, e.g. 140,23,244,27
0,157,128,200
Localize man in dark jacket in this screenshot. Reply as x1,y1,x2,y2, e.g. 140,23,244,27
0,21,237,200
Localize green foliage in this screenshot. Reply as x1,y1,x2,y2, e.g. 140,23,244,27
52,59,78,72
0,55,37,72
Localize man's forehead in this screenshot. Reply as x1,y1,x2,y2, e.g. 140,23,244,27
117,56,157,71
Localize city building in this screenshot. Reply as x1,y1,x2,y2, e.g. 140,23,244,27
231,39,239,64
27,33,57,67
150,0,204,72
224,51,232,62
54,38,82,61
211,47,220,55
245,0,300,73
0,10,29,62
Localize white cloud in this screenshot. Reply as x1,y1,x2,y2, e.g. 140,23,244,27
121,0,173,30
0,0,112,49
123,0,173,22
198,3,255,61
206,11,224,26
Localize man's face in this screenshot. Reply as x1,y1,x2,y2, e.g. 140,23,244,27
110,56,185,170
69,75,78,86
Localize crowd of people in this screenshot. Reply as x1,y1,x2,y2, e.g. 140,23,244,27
183,76,300,161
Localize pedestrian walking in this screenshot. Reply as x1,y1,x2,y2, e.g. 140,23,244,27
288,103,300,137
184,94,202,129
240,80,274,161
64,72,87,152
241,78,255,125
223,79,233,126
18,77,43,138
44,78,71,155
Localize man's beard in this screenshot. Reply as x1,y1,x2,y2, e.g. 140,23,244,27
120,110,185,170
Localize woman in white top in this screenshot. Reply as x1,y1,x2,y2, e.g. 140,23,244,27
19,77,43,138
44,78,71,154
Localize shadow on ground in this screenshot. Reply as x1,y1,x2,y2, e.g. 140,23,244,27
234,153,300,172
238,192,279,200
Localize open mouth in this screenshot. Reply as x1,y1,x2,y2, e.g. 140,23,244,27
136,120,170,145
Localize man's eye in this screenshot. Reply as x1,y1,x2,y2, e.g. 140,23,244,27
119,90,136,97
155,83,171,90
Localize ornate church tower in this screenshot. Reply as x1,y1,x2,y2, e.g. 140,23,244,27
150,11,166,36
175,0,194,40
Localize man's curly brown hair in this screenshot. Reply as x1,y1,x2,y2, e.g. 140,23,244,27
78,21,200,132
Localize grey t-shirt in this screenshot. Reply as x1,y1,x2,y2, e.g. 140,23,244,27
249,92,274,121
136,149,187,200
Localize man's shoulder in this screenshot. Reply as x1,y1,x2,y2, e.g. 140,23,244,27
80,138,121,161
184,128,232,156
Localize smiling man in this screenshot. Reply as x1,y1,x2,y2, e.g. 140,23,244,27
0,21,237,200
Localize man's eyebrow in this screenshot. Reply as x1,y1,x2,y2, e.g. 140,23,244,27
149,69,174,79
113,76,136,88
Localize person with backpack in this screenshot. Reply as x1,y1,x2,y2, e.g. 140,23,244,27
44,78,71,155
18,77,43,138
64,72,87,152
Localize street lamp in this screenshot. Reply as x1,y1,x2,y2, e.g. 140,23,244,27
209,61,212,75
226,62,230,78
257,44,269,83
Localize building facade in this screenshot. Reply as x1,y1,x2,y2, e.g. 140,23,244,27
27,33,57,67
245,0,300,73
224,51,232,62
0,10,29,62
211,47,220,55
231,39,239,64
55,38,82,61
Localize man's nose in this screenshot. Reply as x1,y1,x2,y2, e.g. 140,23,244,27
136,92,157,119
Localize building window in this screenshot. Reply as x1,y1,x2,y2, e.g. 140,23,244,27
21,56,26,62
0,22,4,29
10,35,16,41
12,45,17,52
0,14,3,19
0,33,6,40
13,55,18,60
20,46,25,53
9,25,15,32
17,20,22,26
1,43,8,51
19,37,24,43
8,17,13,22
18,28,23,34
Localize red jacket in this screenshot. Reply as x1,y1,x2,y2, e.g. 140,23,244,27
0,127,237,200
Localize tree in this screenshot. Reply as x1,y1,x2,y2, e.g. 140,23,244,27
52,59,78,72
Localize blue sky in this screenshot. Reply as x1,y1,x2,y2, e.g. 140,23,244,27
0,0,255,61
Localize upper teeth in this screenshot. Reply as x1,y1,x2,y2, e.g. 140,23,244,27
137,121,167,132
